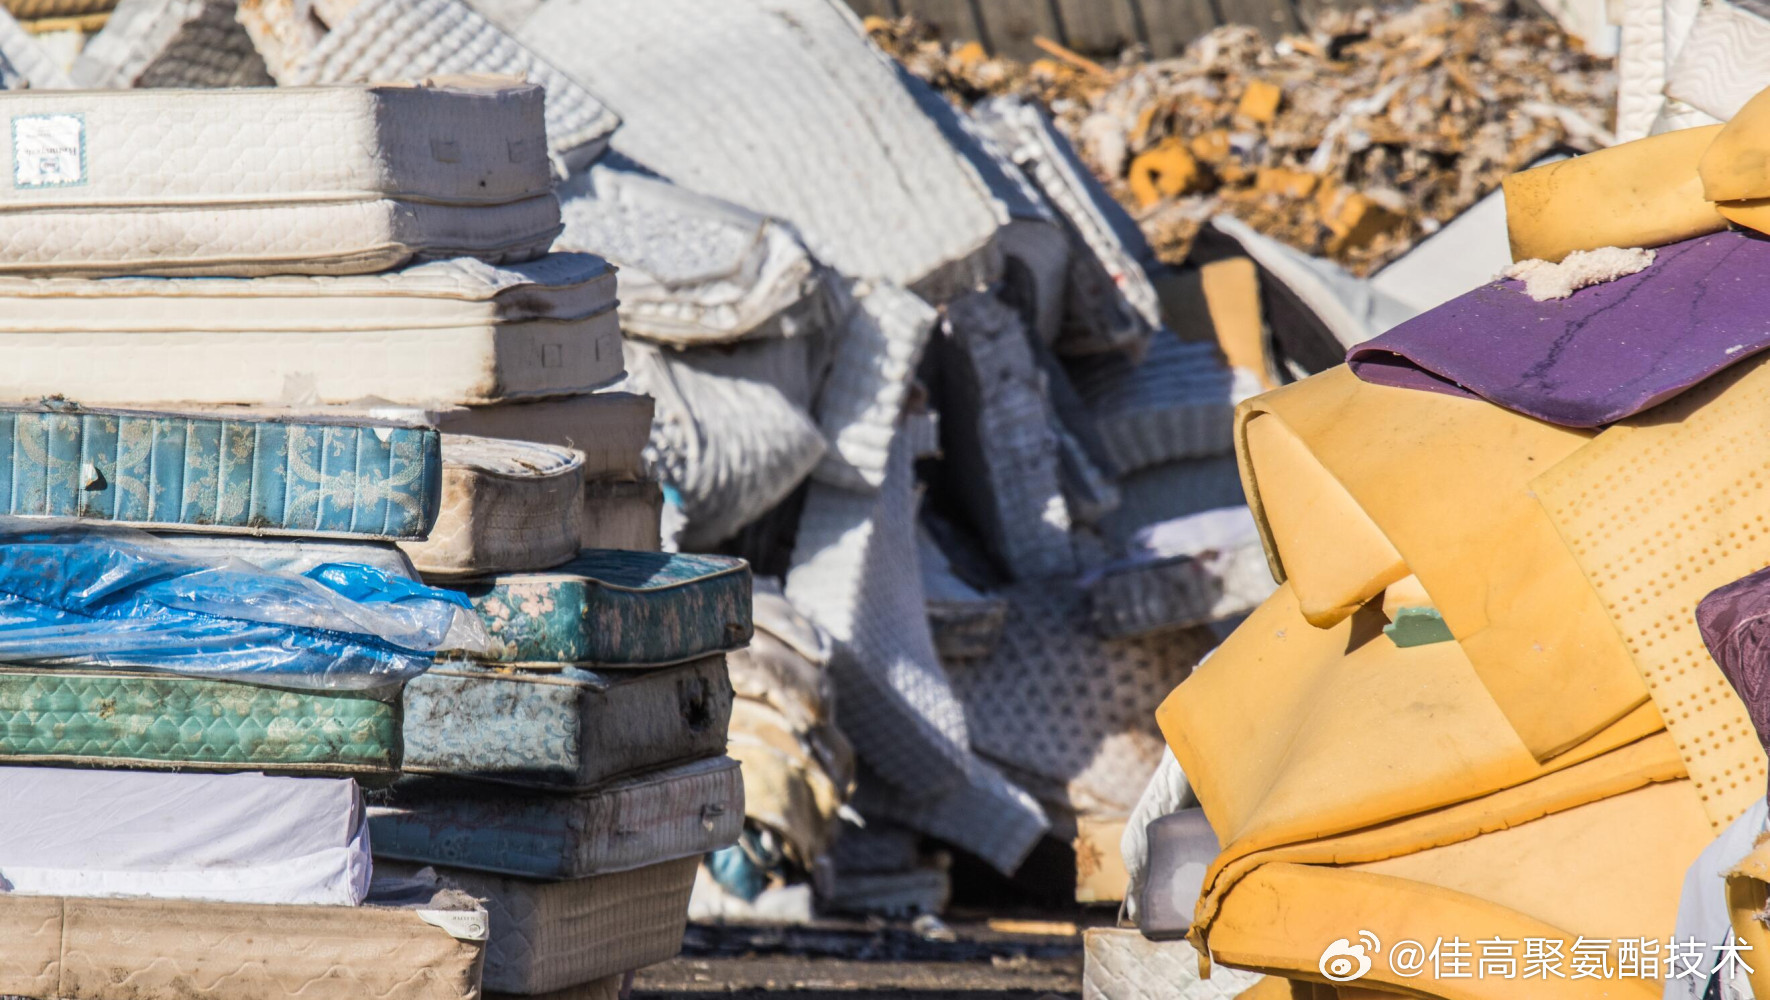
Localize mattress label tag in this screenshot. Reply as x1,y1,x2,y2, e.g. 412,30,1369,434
417,908,489,942
13,114,84,189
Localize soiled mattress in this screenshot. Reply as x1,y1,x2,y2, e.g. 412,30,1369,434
0,81,563,276
400,435,585,579
0,254,622,406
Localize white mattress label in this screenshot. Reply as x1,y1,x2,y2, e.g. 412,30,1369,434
13,114,84,189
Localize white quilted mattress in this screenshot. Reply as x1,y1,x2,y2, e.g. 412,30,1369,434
0,81,561,276
369,392,654,484
1082,929,1263,1000
0,254,623,406
516,0,1008,299
400,435,585,579
381,857,697,996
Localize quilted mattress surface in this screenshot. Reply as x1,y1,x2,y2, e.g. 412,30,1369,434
403,654,734,789
0,254,623,406
383,857,699,995
368,755,746,879
0,82,562,276
458,550,753,667
0,665,400,775
400,435,585,579
0,403,442,539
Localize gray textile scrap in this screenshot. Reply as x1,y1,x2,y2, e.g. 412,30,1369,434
974,96,1161,359
622,338,827,551
946,580,1213,819
260,0,619,174
1066,333,1260,476
556,160,839,348
811,282,937,492
1119,746,1198,926
515,0,1007,300
1085,506,1276,640
0,5,71,88
930,290,1074,581
74,0,267,87
851,753,1048,876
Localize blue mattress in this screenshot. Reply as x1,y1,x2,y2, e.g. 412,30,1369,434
0,404,441,539
401,656,733,789
367,755,744,879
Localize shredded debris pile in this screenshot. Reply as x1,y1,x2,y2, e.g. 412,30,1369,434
870,1,1615,274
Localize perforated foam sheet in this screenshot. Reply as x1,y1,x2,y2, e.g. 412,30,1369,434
1533,356,1770,828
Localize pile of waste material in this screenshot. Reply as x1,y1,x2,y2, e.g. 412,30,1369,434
869,0,1616,273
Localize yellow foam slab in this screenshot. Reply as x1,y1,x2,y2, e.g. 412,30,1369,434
1235,368,1647,757
1210,782,1703,998
1532,357,1770,828
1727,839,1770,1000
1381,574,1434,619
1158,584,1666,875
1715,197,1770,239
1701,86,1770,202
1503,125,1726,264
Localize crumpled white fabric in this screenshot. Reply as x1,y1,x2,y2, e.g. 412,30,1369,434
1119,746,1199,925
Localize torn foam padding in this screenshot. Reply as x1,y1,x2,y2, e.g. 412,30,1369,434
0,4,71,88
556,160,839,348
918,524,1007,661
1118,747,1197,927
786,435,972,797
850,753,1048,877
1348,231,1770,428
1503,246,1656,301
621,338,827,551
258,0,619,175
73,0,267,88
1094,455,1247,554
974,96,1163,359
1084,506,1276,640
1236,367,1646,760
1532,354,1770,828
399,435,583,579
928,290,1075,581
1066,331,1261,475
812,281,938,492
948,579,1214,817
514,0,1007,300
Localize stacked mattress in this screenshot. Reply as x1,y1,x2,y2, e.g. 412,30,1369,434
380,550,752,997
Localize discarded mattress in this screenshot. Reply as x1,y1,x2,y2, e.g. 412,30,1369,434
150,533,418,579
402,654,733,789
0,82,563,277
370,392,652,483
557,161,836,347
1096,455,1248,552
0,253,620,406
368,755,745,879
918,526,1007,660
249,0,618,175
727,696,852,871
1120,748,1197,926
456,550,752,668
1067,334,1256,474
1349,231,1770,427
0,768,369,906
1085,506,1275,640
623,337,827,550
929,290,1074,580
515,0,1007,300
950,581,1214,817
851,754,1049,877
0,879,488,1000
0,403,441,540
1663,0,1770,121
974,96,1163,358
1081,929,1263,1000
0,5,71,90
0,665,399,775
381,857,699,996
582,478,663,552
813,280,938,492
400,436,584,579
72,0,271,88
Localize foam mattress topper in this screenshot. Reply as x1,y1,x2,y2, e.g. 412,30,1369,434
1348,231,1770,427
0,767,369,906
0,81,564,277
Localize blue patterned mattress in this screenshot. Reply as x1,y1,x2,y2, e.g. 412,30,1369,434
0,403,441,540
453,550,752,667
402,656,733,789
367,755,744,879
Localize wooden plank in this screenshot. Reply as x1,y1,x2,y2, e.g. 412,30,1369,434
1134,0,1223,56
974,0,1063,60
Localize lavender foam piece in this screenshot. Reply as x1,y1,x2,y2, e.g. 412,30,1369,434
1347,231,1770,427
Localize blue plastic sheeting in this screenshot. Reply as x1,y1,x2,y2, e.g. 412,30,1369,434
0,520,478,690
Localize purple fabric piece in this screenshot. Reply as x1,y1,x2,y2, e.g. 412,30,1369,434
1347,231,1770,427
1698,566,1770,751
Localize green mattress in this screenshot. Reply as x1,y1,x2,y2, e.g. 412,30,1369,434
0,666,400,775
454,550,752,668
